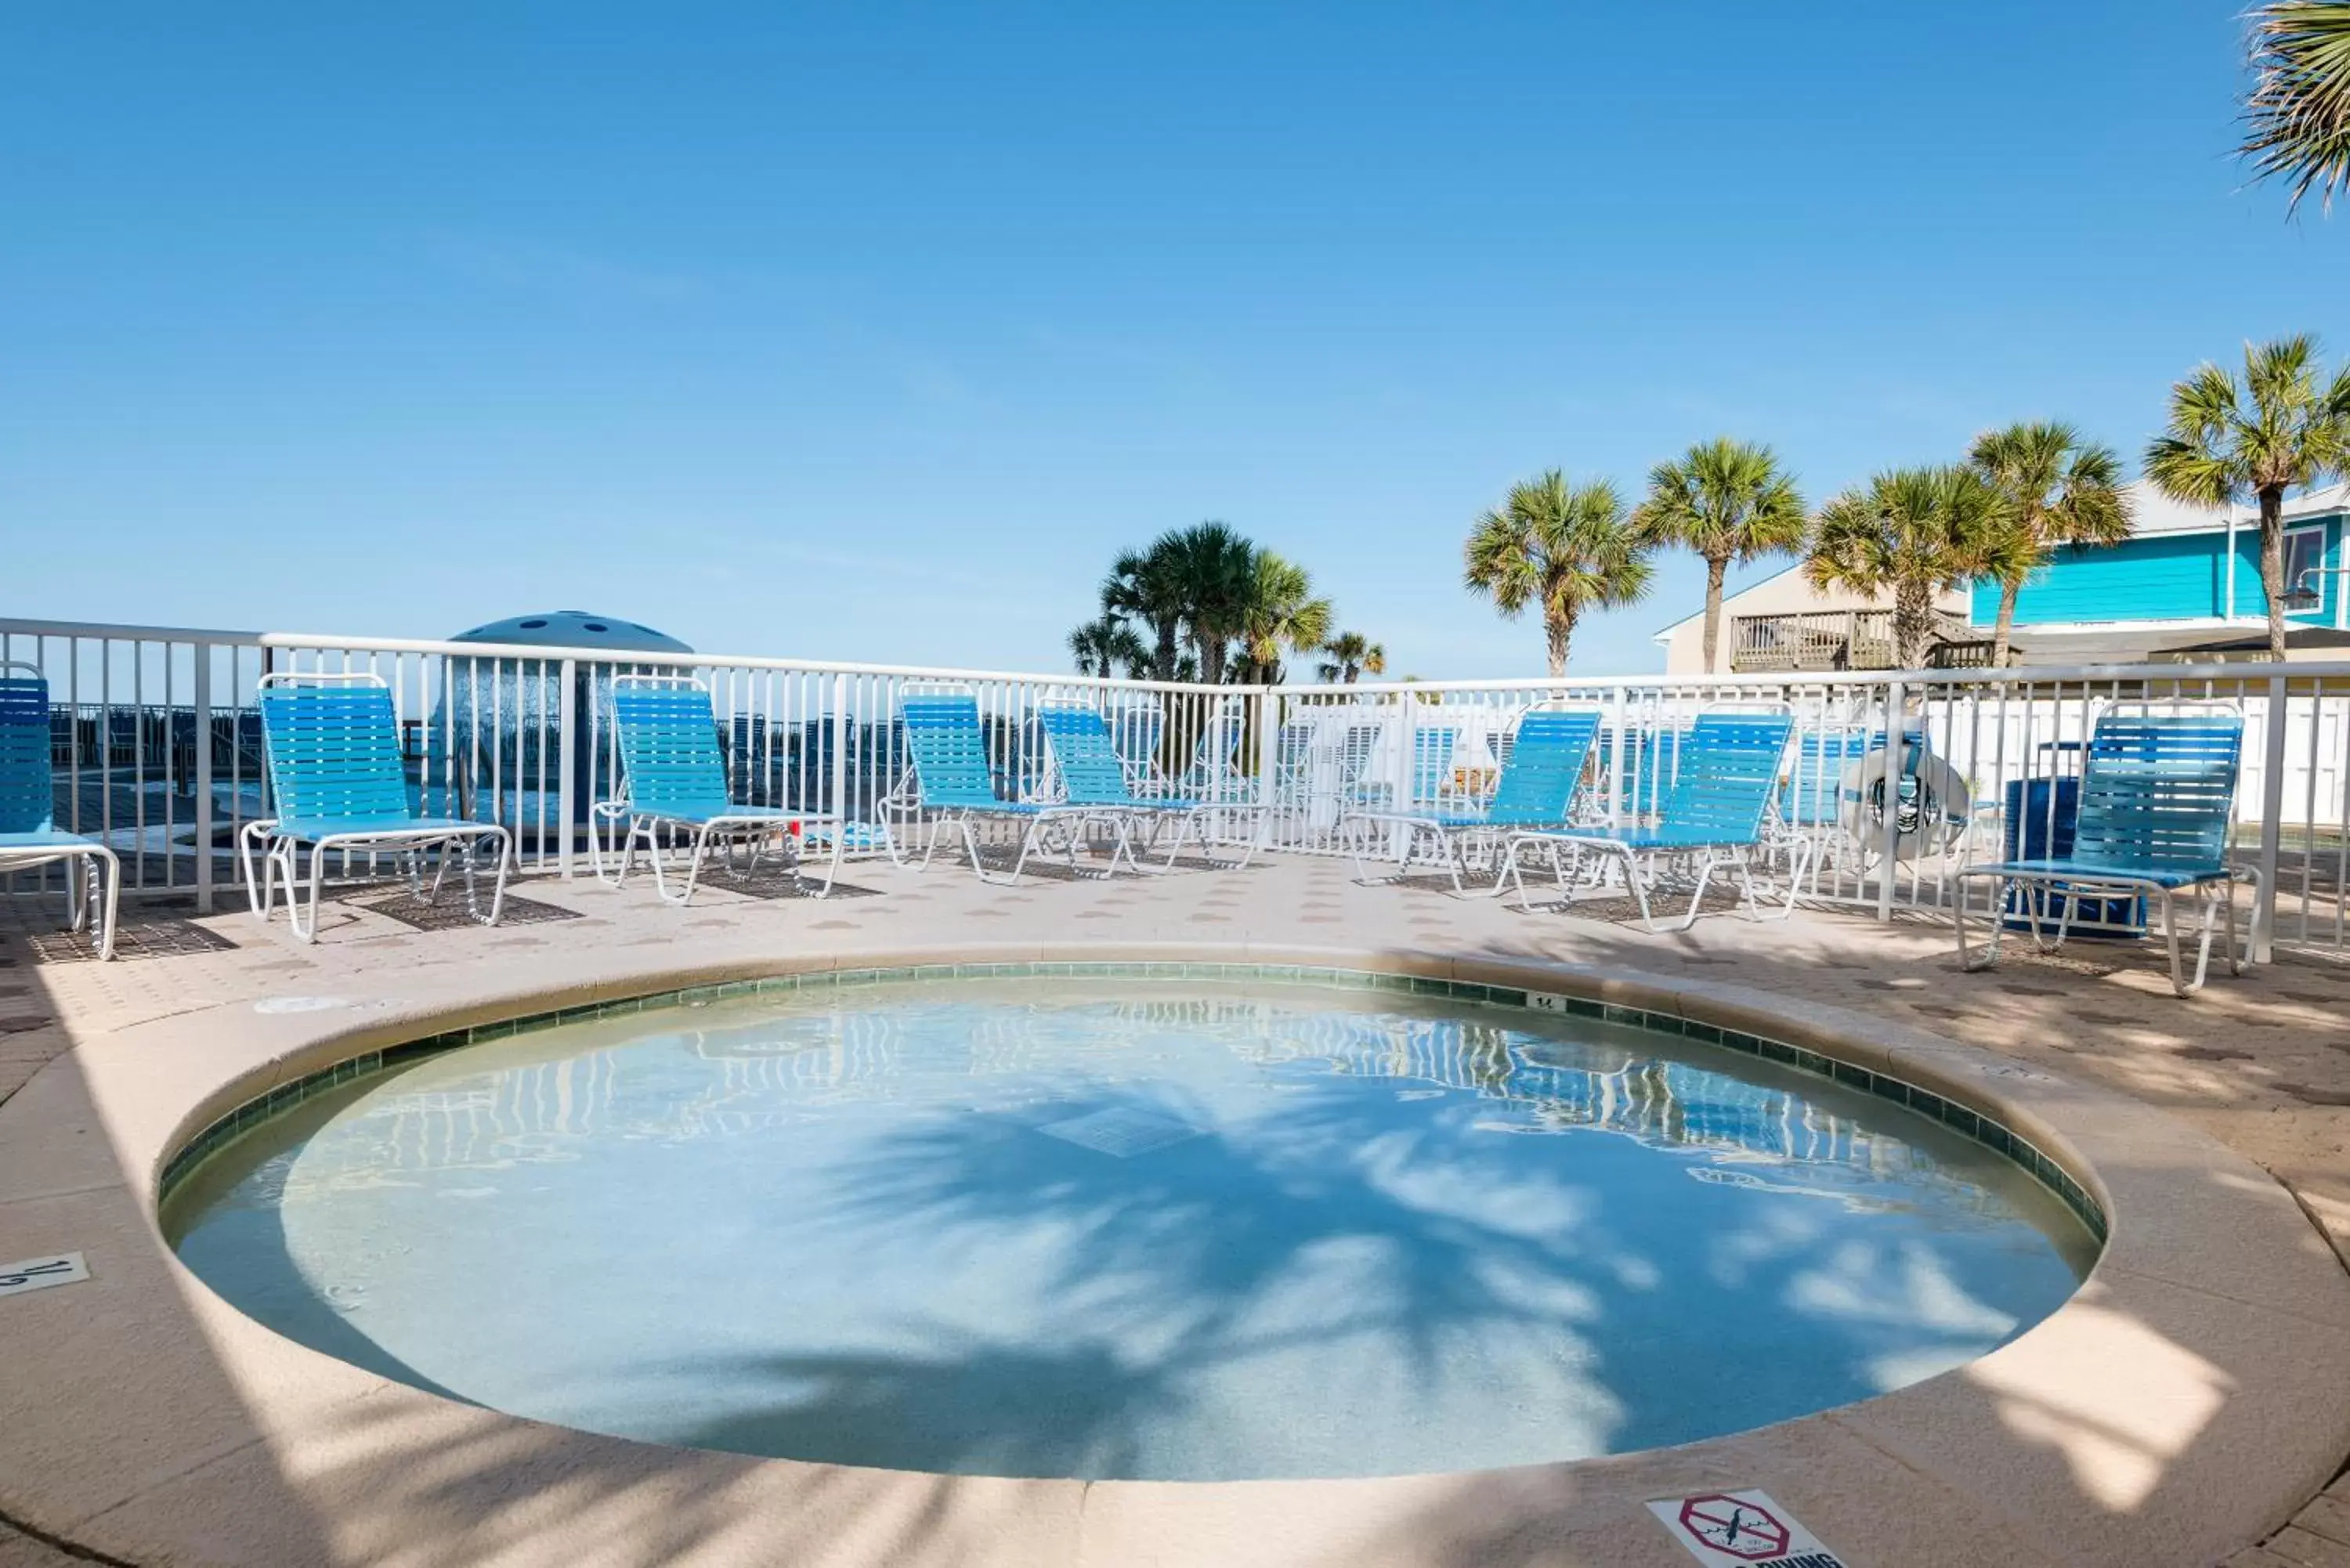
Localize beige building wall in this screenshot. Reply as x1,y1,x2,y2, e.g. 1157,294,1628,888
1656,565,1969,677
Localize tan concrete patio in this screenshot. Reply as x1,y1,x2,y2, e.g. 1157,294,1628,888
5,848,2350,1566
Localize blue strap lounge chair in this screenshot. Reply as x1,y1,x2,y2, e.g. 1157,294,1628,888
1037,703,1264,873
1499,707,1802,931
1343,708,1603,894
595,676,846,905
900,692,1115,883
1955,701,2256,997
1107,703,1165,793
1346,727,1462,812
0,663,118,959
241,673,510,942
1166,694,1249,801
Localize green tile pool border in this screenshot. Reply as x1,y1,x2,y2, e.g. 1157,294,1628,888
156,962,2107,1242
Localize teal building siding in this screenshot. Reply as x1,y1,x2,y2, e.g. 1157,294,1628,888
1970,515,2342,627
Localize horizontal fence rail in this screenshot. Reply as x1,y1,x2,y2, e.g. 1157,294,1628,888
3,617,2345,962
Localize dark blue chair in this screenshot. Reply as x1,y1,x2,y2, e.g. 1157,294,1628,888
1957,702,2254,996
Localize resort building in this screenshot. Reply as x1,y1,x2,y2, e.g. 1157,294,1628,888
1987,481,2350,665
1652,568,1972,677
1653,481,2350,674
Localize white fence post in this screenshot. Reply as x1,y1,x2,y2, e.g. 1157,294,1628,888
1876,677,1907,923
831,673,851,836
2255,671,2289,963
556,657,578,880
192,643,215,913
1607,684,1629,827
1253,685,1276,826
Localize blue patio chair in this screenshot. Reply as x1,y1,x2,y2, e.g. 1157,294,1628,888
1108,703,1165,793
1500,707,1802,931
900,691,1113,883
1343,708,1602,894
241,673,510,942
1038,703,1264,873
1166,694,1249,801
1955,701,2256,997
0,663,117,959
1346,727,1462,811
595,676,845,905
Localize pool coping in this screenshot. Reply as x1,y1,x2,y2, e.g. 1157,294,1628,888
5,938,2349,1568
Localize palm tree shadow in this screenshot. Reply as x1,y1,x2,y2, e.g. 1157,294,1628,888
644,1040,2081,1479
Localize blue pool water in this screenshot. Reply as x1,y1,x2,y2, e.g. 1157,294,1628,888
164,977,2095,1481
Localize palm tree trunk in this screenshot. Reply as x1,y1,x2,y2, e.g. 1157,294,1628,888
1894,581,1933,670
1701,555,1728,674
2261,486,2289,661
1201,638,1226,687
1993,582,2019,668
1153,622,1178,683
1545,612,1571,678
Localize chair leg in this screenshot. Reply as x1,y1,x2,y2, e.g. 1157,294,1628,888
1499,836,1530,909
2228,869,2258,977
1777,840,1812,919
964,819,1020,885
813,822,844,898
1654,851,1712,934
1161,810,1202,872
291,844,326,945
478,833,509,926
67,847,120,959
93,848,118,960
1955,874,2005,974
1441,829,1469,896
240,822,274,922
616,816,645,888
1235,806,1269,870
1734,852,1765,922
667,823,718,907
2158,887,2189,996
1620,848,1661,930
1007,820,1042,885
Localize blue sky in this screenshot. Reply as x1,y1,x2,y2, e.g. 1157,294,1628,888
2,3,2339,677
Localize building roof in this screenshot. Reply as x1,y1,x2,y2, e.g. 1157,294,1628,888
2126,479,2350,538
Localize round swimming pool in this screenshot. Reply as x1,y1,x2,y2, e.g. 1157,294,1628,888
163,973,2096,1482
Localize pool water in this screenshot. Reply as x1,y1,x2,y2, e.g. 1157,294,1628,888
164,977,2096,1481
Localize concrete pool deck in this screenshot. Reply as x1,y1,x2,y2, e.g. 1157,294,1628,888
5,851,2350,1566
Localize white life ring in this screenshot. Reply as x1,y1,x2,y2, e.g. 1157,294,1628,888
1837,744,1971,862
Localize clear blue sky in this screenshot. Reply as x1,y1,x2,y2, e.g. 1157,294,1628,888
2,3,2338,677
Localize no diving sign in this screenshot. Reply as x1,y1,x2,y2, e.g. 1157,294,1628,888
1647,1490,1851,1568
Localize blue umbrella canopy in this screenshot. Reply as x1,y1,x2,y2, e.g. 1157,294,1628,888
434,613,693,824
450,611,690,655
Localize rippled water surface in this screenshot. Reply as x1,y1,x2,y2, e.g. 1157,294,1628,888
166,977,2095,1479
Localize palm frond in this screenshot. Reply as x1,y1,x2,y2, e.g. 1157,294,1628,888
2243,2,2350,212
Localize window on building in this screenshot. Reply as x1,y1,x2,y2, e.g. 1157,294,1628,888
2283,527,2328,613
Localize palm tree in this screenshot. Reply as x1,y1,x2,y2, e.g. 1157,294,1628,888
1463,471,1653,677
2145,336,2350,659
1630,439,1807,675
1101,543,1189,681
1966,421,2135,667
1806,466,2025,669
1315,630,1386,684
1231,552,1335,685
1068,614,1148,677
1152,522,1257,685
2242,2,2350,213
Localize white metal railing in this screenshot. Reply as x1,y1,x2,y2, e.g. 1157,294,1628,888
5,616,2347,960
